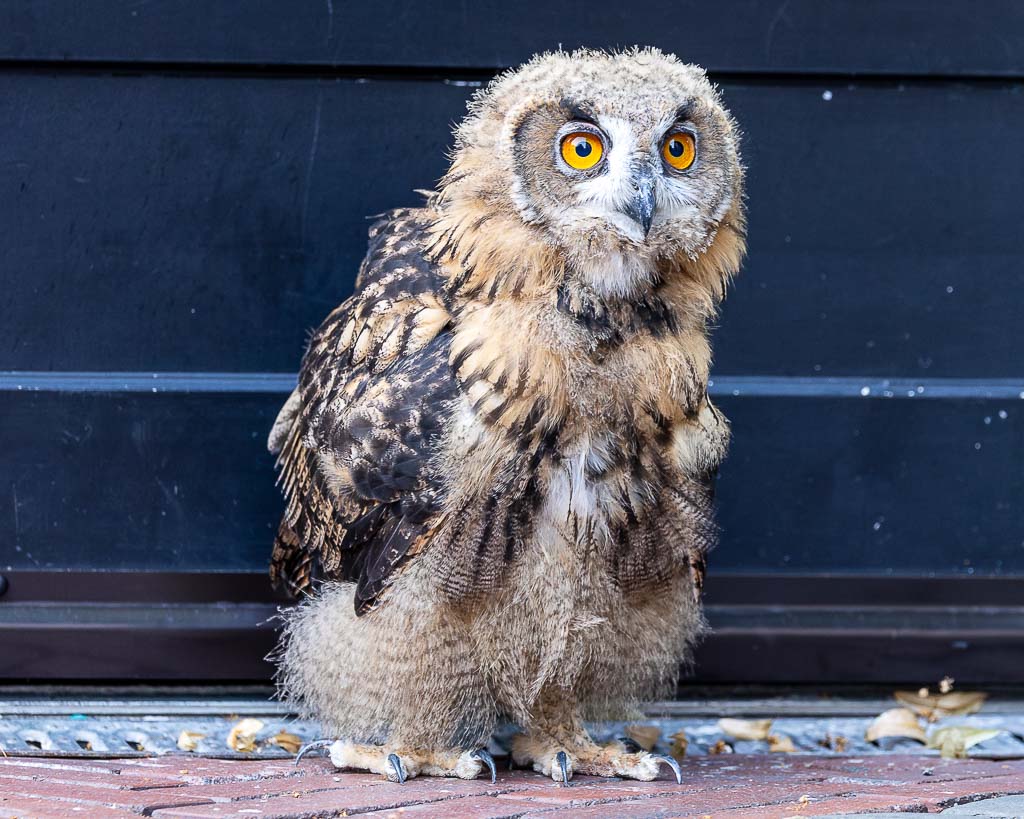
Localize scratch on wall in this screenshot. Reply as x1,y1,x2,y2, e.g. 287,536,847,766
300,88,324,251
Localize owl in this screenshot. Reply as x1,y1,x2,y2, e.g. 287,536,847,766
269,47,745,785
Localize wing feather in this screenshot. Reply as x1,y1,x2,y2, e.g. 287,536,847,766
269,208,456,613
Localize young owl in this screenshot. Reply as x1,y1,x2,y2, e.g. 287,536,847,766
269,47,745,785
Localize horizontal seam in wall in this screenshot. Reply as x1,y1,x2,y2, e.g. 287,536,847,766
1,371,1023,399
0,59,1021,86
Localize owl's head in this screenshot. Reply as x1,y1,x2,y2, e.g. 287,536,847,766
434,48,745,303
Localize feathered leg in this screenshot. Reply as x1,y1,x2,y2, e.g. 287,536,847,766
294,740,495,783
512,686,681,784
277,578,498,782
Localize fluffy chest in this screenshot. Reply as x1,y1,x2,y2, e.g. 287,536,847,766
444,294,723,537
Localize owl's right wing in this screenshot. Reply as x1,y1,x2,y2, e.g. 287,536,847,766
268,208,456,614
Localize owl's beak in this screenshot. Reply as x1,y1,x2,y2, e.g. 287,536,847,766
622,165,657,238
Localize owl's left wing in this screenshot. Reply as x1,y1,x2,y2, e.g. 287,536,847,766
269,208,455,613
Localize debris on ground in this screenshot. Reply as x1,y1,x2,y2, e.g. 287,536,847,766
623,723,660,751
768,733,797,752
718,717,773,741
927,726,1002,759
268,731,304,754
669,728,688,761
895,689,987,721
176,731,205,752
226,718,264,753
866,707,927,744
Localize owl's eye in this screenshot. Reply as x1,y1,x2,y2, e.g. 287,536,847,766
662,132,697,171
560,132,604,170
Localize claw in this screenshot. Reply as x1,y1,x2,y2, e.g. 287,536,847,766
617,736,644,753
471,748,497,783
293,739,334,766
387,752,406,784
555,750,571,785
652,753,683,785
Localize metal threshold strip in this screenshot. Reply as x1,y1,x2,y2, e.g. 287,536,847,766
3,689,1024,761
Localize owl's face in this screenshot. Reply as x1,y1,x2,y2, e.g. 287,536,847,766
447,49,743,297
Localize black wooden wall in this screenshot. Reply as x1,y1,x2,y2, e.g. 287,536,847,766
2,1,1023,684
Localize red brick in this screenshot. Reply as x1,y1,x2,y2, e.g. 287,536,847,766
0,794,141,819
145,773,366,803
123,758,304,785
152,776,527,818
0,781,212,815
0,759,131,777
854,773,1024,811
361,797,553,818
0,769,191,793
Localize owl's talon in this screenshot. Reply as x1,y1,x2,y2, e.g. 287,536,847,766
387,752,407,784
617,736,644,753
471,749,497,783
555,750,571,785
293,739,334,765
652,753,683,784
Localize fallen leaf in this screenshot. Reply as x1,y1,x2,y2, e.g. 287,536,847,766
768,734,797,753
624,724,660,752
176,731,205,752
865,708,927,744
894,690,987,721
717,718,773,741
708,739,733,755
669,729,688,761
268,731,303,755
927,726,1001,759
226,718,264,753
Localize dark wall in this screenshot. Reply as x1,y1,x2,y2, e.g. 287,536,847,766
2,1,1023,682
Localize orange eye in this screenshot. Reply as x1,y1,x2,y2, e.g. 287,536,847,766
560,132,604,170
662,132,696,171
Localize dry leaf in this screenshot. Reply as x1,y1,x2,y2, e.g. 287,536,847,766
939,676,955,694
865,708,927,744
268,731,303,755
624,724,660,752
709,739,733,755
669,729,688,762
894,690,987,721
226,718,264,753
176,731,205,752
927,726,1000,759
768,734,797,753
819,733,847,752
717,718,773,741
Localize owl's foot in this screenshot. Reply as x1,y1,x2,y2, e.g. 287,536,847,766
511,732,682,785
293,739,496,783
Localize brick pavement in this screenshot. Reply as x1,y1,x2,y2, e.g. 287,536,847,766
1,754,1023,818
